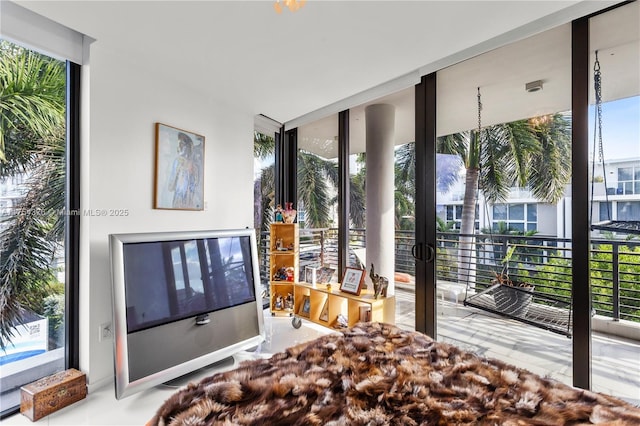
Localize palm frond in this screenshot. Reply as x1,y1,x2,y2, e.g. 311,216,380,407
479,127,510,203
527,114,572,203
349,173,366,229
0,41,66,348
297,152,333,228
0,185,59,349
0,42,65,162
253,132,275,159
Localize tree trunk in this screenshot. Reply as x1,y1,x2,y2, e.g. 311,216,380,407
457,167,479,286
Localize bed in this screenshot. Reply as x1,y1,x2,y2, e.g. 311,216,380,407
150,322,640,425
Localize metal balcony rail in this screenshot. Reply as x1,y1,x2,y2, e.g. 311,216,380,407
258,228,640,323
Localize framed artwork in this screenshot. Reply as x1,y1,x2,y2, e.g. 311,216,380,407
319,299,329,322
316,267,335,284
154,123,205,210
305,266,318,285
340,267,365,295
299,296,311,318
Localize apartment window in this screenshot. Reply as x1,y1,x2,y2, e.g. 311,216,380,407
445,204,479,230
599,202,612,221
492,203,537,232
617,201,640,221
617,166,640,195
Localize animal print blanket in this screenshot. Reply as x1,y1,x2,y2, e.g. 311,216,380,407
151,322,640,425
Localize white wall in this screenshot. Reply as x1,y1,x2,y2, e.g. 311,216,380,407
82,41,255,388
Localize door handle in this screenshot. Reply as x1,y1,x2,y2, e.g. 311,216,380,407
412,243,435,263
425,244,435,263
411,244,421,260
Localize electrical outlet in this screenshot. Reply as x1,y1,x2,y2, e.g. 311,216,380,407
99,322,112,342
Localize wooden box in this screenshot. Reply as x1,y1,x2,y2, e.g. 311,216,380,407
20,368,87,421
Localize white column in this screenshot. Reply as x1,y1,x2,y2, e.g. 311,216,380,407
365,104,396,294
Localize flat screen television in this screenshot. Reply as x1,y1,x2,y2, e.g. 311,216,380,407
109,228,265,399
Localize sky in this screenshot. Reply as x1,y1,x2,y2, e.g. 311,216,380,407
589,96,640,161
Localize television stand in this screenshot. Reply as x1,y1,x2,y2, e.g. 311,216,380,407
159,356,235,389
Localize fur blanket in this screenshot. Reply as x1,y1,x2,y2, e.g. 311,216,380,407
151,322,640,425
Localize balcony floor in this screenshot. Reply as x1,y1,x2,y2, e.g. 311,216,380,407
394,286,640,406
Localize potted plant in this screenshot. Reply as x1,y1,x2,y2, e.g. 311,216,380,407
493,246,535,317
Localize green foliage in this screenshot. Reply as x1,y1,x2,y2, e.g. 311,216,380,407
525,255,572,299
43,292,64,350
510,244,640,321
297,150,336,228
436,217,456,232
0,41,65,163
590,244,640,320
0,40,66,349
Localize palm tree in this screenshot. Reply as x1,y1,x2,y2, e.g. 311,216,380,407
0,41,66,349
253,133,366,231
437,114,572,284
297,150,337,228
394,143,464,230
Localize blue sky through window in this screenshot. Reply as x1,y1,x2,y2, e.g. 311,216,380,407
589,96,640,161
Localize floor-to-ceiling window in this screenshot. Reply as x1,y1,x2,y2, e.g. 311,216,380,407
434,20,574,384
588,1,640,404
296,115,341,282
0,37,80,417
253,130,276,299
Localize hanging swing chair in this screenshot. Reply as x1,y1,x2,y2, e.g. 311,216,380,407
462,88,574,338
590,51,640,235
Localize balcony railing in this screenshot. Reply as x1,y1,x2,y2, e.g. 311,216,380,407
259,228,640,323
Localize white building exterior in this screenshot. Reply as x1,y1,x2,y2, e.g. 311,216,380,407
0,173,28,227
437,157,640,238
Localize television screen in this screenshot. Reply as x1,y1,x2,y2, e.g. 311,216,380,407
110,229,264,399
123,235,256,333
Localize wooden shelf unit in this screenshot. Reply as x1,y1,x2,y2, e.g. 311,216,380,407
293,281,396,329
269,223,299,316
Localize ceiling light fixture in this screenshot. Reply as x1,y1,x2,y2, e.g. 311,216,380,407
525,80,543,93
274,0,306,14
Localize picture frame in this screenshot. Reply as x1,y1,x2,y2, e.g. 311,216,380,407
154,122,205,210
316,267,335,284
340,267,365,295
319,299,329,322
305,266,318,285
299,295,311,318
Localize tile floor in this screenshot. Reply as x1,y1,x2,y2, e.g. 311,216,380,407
393,288,640,406
3,312,332,425
4,293,640,424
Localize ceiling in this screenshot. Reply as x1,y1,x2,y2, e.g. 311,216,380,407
14,1,637,158
298,1,640,158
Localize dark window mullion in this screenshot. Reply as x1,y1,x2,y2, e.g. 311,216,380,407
65,60,81,370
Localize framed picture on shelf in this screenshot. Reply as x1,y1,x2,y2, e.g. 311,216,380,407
305,266,318,285
319,299,329,322
340,267,365,295
299,295,311,318
154,123,205,210
316,267,335,284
